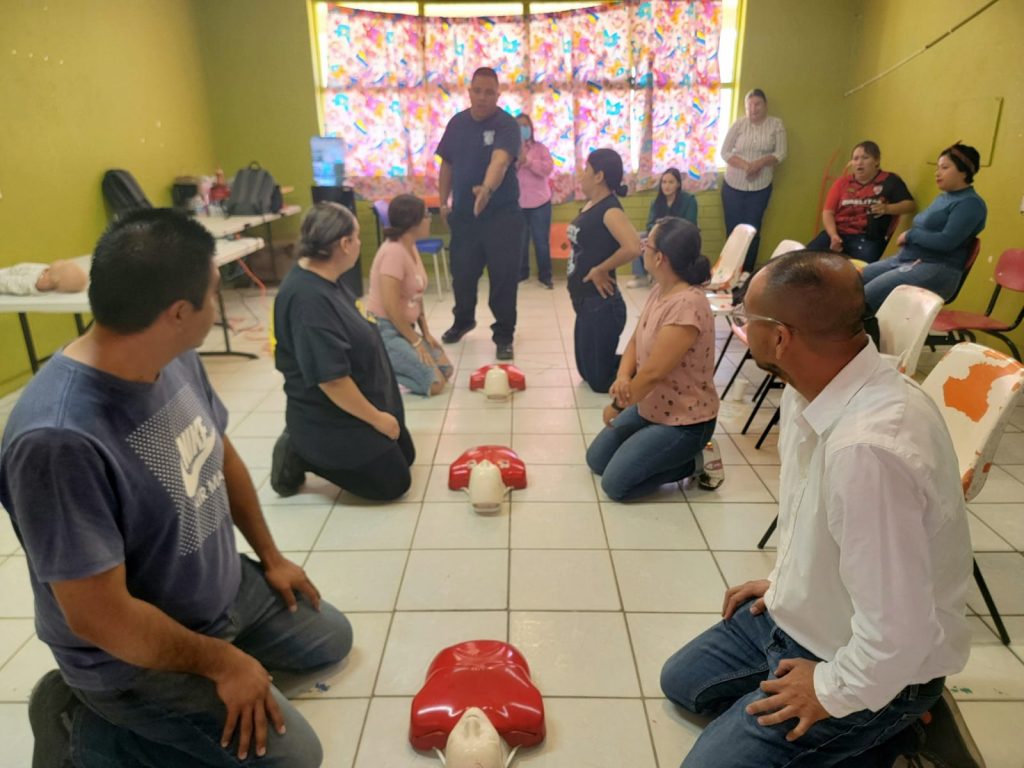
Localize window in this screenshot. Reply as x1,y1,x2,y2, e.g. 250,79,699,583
333,2,419,13
716,0,741,166
315,1,740,201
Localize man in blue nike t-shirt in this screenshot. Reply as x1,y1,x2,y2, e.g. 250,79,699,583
0,209,351,767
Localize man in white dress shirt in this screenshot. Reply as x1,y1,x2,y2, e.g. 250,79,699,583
660,251,982,767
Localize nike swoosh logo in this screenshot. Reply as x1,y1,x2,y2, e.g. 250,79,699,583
178,425,216,498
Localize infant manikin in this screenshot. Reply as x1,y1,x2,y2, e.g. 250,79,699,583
439,708,514,768
0,260,88,295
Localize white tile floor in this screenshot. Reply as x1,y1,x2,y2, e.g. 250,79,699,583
1,278,1023,767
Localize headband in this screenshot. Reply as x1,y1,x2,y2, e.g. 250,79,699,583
946,143,977,174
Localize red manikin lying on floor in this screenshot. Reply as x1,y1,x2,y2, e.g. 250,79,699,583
448,446,527,492
469,364,527,396
409,640,545,752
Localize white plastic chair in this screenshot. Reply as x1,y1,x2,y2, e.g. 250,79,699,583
920,342,1024,644
875,285,945,376
770,239,805,258
920,343,1024,503
715,238,804,376
707,224,756,292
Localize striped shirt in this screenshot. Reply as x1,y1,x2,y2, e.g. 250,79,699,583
721,116,787,192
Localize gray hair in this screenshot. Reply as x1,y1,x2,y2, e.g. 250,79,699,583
298,202,356,261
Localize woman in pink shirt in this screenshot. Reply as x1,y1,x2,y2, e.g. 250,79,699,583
585,217,724,500
516,113,555,288
367,195,453,396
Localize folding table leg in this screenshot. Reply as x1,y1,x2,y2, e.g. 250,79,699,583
18,313,41,373
200,289,257,361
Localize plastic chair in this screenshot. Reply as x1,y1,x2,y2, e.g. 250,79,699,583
715,239,804,378
875,285,945,376
771,239,806,258
756,342,1024,647
549,221,571,260
920,343,1024,643
707,224,756,292
372,199,449,298
928,249,1024,362
944,237,982,306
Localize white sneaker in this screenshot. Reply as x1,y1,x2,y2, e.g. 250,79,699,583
697,439,725,490
626,275,652,288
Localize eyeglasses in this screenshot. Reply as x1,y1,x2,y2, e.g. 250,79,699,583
731,305,871,340
729,305,791,330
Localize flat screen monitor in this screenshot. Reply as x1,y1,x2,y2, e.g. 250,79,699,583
310,136,346,187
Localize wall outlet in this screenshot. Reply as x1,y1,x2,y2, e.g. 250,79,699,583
1020,194,1024,213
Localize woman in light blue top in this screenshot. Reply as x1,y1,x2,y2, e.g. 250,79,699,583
861,142,986,312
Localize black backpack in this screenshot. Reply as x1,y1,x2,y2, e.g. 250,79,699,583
101,169,153,220
225,162,283,216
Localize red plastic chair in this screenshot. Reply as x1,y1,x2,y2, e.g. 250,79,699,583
549,221,571,260
929,248,1024,361
944,237,982,306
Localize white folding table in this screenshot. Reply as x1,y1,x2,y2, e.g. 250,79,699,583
195,204,302,245
1,238,265,373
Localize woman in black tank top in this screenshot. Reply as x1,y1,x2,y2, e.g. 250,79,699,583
566,149,642,392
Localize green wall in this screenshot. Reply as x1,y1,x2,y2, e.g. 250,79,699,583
2,0,1021,398
0,0,216,393
841,0,1024,355
734,0,857,259
191,0,319,248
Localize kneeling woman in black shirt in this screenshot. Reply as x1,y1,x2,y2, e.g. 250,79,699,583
567,149,642,392
271,202,414,501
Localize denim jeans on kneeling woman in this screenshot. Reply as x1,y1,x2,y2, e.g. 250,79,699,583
586,404,715,501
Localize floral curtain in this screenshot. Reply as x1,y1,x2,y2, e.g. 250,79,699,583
319,0,722,203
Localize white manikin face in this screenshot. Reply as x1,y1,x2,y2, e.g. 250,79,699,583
467,461,506,513
444,708,508,768
483,367,512,400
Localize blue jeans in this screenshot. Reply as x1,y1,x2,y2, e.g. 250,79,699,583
573,292,626,393
586,404,715,500
722,182,773,272
660,600,943,767
376,316,452,396
519,202,553,284
70,556,353,767
806,231,885,264
861,254,961,313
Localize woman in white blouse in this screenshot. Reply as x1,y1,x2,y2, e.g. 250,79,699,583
721,88,787,273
